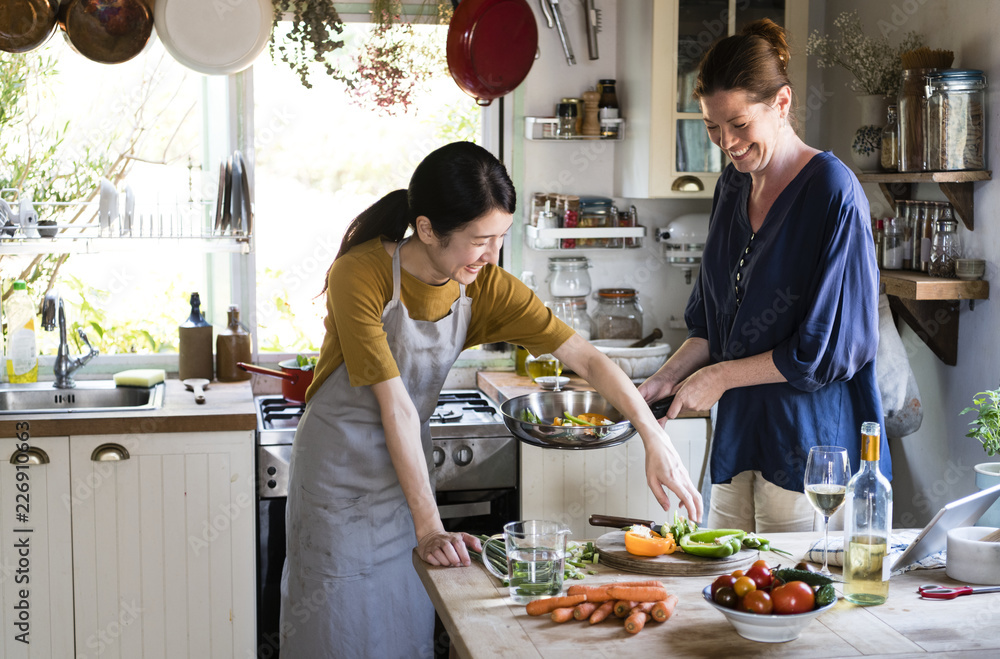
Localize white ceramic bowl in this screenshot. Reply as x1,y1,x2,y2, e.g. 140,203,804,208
534,376,570,391
590,339,671,380
946,526,1000,584
701,585,837,643
955,258,986,281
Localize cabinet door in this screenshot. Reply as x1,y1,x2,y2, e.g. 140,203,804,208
520,419,709,538
0,435,74,659
69,432,255,659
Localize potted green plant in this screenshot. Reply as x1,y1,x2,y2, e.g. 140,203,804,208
960,387,1000,526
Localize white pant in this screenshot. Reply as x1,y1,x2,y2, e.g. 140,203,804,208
708,470,844,533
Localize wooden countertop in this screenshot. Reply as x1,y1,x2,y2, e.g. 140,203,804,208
477,370,711,419
414,531,1000,658
0,379,256,437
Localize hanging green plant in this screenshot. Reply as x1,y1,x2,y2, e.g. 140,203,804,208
269,0,350,89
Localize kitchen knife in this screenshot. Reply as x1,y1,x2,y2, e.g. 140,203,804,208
589,514,667,537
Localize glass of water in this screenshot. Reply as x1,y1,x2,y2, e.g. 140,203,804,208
483,520,570,603
804,446,851,576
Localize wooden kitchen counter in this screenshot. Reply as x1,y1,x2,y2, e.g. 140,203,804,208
0,378,255,437
477,370,711,419
415,531,1000,658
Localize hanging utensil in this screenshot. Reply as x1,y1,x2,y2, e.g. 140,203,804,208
584,0,600,60
539,0,575,65
58,0,153,65
0,0,59,53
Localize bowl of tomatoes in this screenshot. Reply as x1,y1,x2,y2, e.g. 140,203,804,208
702,561,838,643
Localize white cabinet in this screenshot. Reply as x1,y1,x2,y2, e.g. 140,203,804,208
0,430,254,659
0,435,74,659
520,418,709,538
616,0,808,198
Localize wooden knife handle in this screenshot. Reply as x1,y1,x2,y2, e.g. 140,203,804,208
589,514,654,529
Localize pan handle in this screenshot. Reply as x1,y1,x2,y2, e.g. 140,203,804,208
237,362,297,382
589,514,654,529
647,394,675,419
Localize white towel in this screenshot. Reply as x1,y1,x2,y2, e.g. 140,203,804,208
876,293,923,438
806,529,946,576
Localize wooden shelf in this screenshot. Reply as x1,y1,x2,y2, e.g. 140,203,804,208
857,170,991,231
879,269,989,366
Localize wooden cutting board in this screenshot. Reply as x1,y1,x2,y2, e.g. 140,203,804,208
594,531,758,576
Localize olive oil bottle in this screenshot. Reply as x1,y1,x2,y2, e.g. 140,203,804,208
843,421,892,605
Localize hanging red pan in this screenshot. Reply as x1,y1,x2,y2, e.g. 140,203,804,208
447,0,538,106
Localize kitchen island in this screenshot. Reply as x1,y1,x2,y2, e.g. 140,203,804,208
415,531,1000,657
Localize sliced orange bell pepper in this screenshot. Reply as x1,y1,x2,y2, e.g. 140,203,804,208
624,525,678,557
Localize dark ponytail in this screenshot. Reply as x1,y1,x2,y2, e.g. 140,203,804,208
322,141,515,293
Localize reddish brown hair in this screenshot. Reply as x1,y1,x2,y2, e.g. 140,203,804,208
694,18,792,106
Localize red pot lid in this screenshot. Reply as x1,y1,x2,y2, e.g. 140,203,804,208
447,0,538,106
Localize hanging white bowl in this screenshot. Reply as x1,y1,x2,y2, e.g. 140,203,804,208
154,0,272,75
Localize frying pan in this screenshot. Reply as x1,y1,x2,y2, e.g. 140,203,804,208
58,0,153,65
0,0,59,53
237,360,314,404
500,391,675,450
447,0,538,106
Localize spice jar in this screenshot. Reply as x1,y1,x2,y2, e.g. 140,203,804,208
925,69,987,171
551,297,592,340
930,214,962,278
881,217,903,270
556,101,578,138
881,104,899,171
591,288,643,340
898,68,939,172
548,256,592,297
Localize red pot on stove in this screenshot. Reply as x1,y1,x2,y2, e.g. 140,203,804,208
237,360,314,404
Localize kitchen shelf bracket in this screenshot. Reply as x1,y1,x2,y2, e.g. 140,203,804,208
858,171,991,231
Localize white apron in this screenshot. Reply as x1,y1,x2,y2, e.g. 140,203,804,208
280,238,472,658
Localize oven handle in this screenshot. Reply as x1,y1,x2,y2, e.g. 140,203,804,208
438,501,492,520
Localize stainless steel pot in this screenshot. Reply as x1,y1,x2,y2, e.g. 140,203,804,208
500,391,673,450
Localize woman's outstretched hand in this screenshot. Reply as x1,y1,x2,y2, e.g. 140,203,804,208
417,530,483,567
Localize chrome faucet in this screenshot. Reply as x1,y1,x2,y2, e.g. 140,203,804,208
41,291,99,389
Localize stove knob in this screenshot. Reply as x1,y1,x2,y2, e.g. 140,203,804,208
453,445,473,467
267,479,277,489
267,466,277,476
432,446,446,468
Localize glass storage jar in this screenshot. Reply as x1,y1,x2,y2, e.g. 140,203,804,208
898,68,939,171
929,215,962,278
591,288,643,340
881,104,899,171
547,256,592,297
551,297,592,340
881,217,903,270
925,69,987,171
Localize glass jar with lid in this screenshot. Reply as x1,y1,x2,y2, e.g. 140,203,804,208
547,256,592,297
551,297,593,340
591,288,643,340
929,213,962,278
925,69,987,171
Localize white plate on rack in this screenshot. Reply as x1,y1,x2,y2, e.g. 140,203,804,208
154,0,272,75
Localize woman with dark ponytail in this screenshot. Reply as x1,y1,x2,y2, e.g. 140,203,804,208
641,20,888,534
282,142,702,658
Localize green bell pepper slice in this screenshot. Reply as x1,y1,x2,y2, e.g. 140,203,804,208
679,529,746,558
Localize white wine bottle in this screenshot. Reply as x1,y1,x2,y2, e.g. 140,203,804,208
843,421,892,605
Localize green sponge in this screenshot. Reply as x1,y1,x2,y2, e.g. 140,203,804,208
113,369,166,387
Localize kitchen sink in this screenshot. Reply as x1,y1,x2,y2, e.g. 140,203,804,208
0,381,165,414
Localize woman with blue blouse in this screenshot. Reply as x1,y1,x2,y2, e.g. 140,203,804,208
640,19,890,532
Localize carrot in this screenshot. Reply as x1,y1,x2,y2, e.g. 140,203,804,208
651,594,679,622
588,600,615,624
629,602,655,615
614,600,638,618
609,580,664,588
565,585,614,602
550,607,576,623
606,586,668,603
624,610,649,634
525,594,587,616
573,602,599,620
567,580,663,598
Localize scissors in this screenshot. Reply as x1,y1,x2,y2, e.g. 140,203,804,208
917,584,1000,599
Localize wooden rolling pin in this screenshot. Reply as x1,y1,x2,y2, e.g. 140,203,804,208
629,328,662,348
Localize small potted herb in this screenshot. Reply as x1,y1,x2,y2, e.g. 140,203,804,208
960,387,1000,526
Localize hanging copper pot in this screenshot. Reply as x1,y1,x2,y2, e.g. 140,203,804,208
0,0,59,53
58,0,153,65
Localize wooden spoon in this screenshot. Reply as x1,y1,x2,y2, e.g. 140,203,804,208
628,328,663,348
183,378,209,404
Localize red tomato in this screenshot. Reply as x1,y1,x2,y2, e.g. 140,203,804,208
745,564,773,591
741,589,774,615
771,581,816,615
711,574,738,597
751,559,770,570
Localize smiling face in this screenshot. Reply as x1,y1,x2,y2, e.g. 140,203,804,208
700,86,790,175
418,208,513,285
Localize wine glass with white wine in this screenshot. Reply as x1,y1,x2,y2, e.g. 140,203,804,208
804,446,851,576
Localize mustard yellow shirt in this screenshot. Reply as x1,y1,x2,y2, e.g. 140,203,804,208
305,238,574,400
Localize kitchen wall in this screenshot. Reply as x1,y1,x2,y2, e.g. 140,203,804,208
812,0,1000,526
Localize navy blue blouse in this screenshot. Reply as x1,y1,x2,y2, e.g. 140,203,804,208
685,152,890,492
